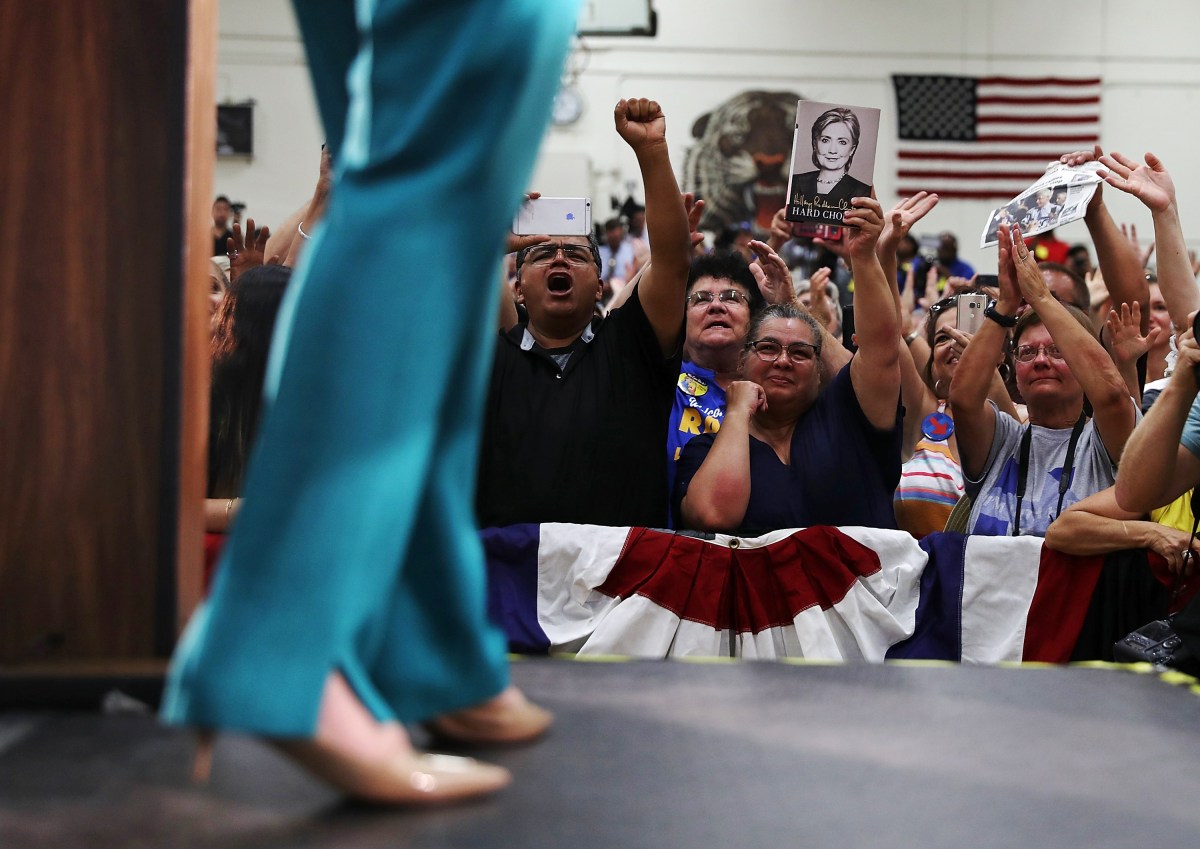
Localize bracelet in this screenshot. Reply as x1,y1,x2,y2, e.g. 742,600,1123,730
297,221,312,240
984,299,1017,328
226,498,237,518
904,329,921,345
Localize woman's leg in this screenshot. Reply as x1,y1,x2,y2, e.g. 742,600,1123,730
162,0,578,737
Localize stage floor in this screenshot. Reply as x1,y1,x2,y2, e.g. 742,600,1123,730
2,659,1199,848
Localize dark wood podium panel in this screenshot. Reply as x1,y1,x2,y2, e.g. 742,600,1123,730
0,3,213,664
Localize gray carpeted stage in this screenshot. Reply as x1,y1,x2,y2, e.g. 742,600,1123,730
2,659,1199,848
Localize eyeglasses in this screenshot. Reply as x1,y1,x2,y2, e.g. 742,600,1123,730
522,241,597,266
749,339,820,363
1013,344,1064,363
686,289,751,308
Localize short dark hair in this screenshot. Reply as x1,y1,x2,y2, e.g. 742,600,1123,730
603,217,624,232
686,252,764,313
214,195,231,205
1037,261,1089,311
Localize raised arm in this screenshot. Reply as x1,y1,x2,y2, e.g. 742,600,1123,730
679,380,764,531
499,191,550,333
950,227,1020,480
266,145,333,268
226,218,276,284
605,191,705,314
1099,150,1200,333
844,198,901,429
766,207,792,253
1060,147,1149,332
748,239,851,381
1104,301,1162,403
1115,319,1200,513
1011,223,1137,459
615,98,690,354
876,191,939,326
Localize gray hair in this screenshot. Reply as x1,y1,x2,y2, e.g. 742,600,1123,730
745,302,823,356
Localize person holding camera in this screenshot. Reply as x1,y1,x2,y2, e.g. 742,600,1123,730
950,224,1139,536
476,97,692,530
893,289,1020,538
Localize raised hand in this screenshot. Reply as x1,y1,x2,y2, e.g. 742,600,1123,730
227,217,275,283
1085,267,1109,310
1175,312,1200,381
946,275,975,297
807,265,835,330
767,207,792,252
507,191,550,254
1059,144,1102,168
877,191,939,256
813,229,851,263
1119,222,1155,269
1097,150,1176,213
614,98,666,152
995,225,1023,311
1008,223,1053,305
747,239,795,304
1105,301,1161,365
842,197,885,255
1058,144,1108,213
683,192,706,251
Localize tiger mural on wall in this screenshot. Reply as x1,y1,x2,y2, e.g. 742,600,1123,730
681,90,801,234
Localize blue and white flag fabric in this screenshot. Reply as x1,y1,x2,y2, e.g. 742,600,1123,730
482,525,1119,663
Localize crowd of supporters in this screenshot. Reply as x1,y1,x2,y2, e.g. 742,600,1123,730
205,102,1200,614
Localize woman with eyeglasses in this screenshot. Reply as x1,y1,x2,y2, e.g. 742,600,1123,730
673,198,903,535
950,225,1140,537
893,290,1018,538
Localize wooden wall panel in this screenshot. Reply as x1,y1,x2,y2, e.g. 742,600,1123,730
177,0,217,639
0,1,208,662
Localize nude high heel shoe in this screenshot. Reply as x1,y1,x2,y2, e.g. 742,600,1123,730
270,739,511,805
425,686,553,746
189,673,511,804
191,731,510,804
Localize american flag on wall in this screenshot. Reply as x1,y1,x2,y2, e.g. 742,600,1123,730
892,74,1101,199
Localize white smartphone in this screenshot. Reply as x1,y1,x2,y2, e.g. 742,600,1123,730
956,293,988,335
513,197,592,236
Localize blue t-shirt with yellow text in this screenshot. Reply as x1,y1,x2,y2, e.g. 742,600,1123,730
667,361,727,509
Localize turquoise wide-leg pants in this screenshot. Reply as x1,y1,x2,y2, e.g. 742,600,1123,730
162,0,578,735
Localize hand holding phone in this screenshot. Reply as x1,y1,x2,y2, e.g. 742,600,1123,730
956,293,988,334
513,197,592,236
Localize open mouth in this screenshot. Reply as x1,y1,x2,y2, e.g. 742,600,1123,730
706,320,732,331
547,271,572,293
